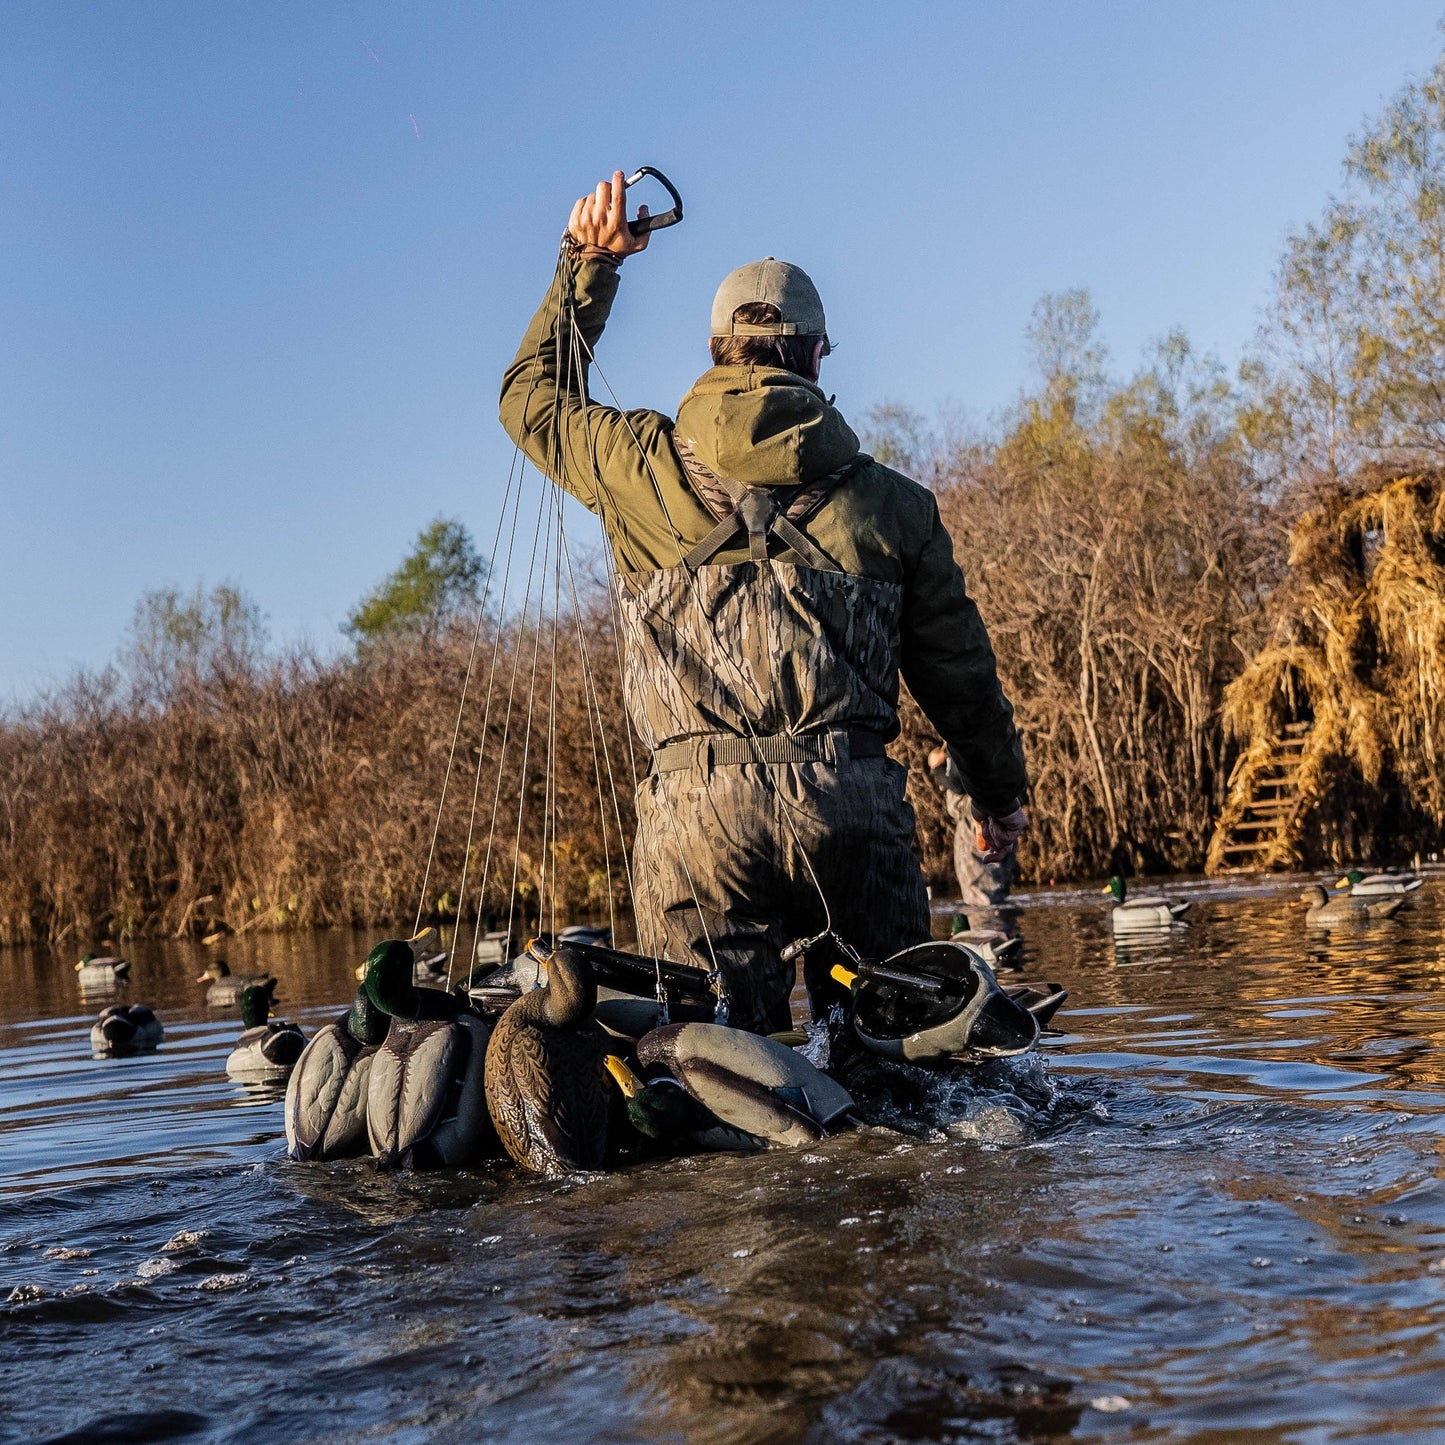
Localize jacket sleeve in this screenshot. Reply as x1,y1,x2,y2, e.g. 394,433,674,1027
498,254,637,513
899,496,1028,817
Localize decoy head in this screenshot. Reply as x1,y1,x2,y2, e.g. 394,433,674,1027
537,944,597,1029
196,960,232,984
346,984,390,1045
1302,885,1330,907
949,913,970,936
1335,869,1365,889
363,940,420,1020
1104,876,1127,903
75,953,95,971
604,1056,692,1141
239,985,272,1029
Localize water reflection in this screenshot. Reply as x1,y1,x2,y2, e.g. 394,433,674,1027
3,877,1445,1440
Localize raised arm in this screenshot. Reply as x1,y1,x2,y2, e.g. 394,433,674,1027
498,172,652,511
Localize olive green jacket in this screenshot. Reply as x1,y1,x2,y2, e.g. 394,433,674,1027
499,256,1027,816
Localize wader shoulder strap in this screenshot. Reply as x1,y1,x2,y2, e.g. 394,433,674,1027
672,437,870,572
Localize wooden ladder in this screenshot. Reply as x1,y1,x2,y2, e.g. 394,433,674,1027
1209,722,1311,872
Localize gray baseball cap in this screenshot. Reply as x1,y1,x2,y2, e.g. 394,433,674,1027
711,258,831,353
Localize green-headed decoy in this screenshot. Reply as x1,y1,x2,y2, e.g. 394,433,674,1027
483,943,611,1175
75,953,130,988
1302,884,1405,928
197,959,277,1008
1334,868,1423,898
1104,875,1190,931
90,1003,163,1055
284,986,389,1161
225,985,305,1077
362,940,496,1170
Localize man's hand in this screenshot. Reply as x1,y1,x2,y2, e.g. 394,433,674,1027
972,806,1028,863
567,170,650,259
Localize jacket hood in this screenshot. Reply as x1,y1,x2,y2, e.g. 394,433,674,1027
674,366,859,487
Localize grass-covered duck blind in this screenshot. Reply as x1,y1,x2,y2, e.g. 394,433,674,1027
1207,470,1445,872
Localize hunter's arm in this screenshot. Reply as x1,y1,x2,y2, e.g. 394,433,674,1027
499,255,631,512
900,498,1028,818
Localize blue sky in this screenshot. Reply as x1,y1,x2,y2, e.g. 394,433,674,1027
3,1,1442,698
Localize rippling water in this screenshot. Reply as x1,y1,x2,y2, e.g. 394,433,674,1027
4,875,1445,1443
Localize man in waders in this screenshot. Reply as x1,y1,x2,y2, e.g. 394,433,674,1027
501,171,1027,1035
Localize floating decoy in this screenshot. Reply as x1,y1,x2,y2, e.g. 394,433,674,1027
637,1022,855,1149
197,959,277,1008
354,945,451,986
225,985,306,1078
75,953,130,988
1302,884,1405,928
1335,868,1423,898
557,924,613,948
363,940,496,1170
90,1003,163,1055
948,913,1023,969
484,943,611,1175
284,986,390,1161
1104,875,1190,931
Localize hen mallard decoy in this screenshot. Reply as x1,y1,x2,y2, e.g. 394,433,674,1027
1302,884,1405,928
75,953,130,988
363,940,496,1170
197,959,277,1008
1335,868,1423,898
225,985,306,1078
90,1003,163,1055
284,986,390,1161
1104,875,1190,931
948,913,1022,969
483,943,611,1175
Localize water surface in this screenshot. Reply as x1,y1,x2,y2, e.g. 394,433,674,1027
4,876,1445,1443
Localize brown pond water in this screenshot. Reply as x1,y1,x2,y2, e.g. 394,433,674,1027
3,873,1445,1443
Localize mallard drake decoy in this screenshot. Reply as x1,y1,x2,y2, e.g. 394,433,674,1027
483,943,611,1176
90,1003,163,1055
353,947,451,986
604,1054,765,1154
1335,868,1423,898
197,959,277,1008
1302,884,1405,928
75,953,130,988
225,985,306,1078
948,913,1023,969
363,940,496,1170
637,1022,855,1149
284,986,390,1161
1104,875,1190,931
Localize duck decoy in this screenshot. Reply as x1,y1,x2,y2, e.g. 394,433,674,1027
75,953,130,989
284,986,390,1161
483,943,611,1175
225,985,306,1078
1302,884,1405,928
353,943,451,987
90,1003,163,1055
637,1022,855,1149
948,913,1023,969
557,924,613,948
197,959,277,1008
604,1054,766,1154
1335,868,1423,898
1104,875,1190,931
363,940,496,1170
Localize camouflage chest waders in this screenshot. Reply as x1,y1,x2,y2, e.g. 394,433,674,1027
618,449,931,1034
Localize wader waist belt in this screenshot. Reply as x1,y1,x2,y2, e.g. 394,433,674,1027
651,727,888,774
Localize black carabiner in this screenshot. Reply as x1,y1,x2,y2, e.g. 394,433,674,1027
626,166,684,235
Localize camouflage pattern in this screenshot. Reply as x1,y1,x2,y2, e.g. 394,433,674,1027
632,753,929,1035
615,562,903,750
945,788,1017,910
